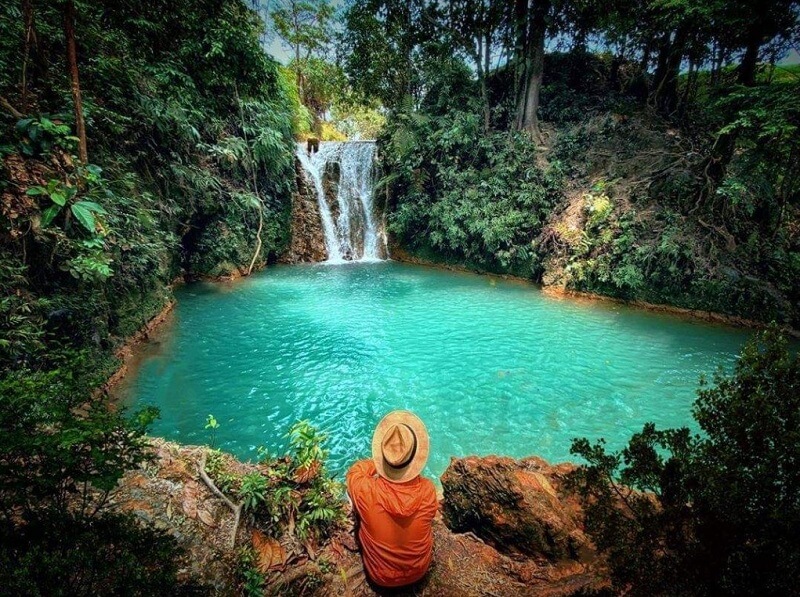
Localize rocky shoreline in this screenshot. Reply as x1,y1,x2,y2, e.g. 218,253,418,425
114,440,607,595
389,245,798,337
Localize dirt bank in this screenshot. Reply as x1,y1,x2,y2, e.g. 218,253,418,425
101,299,176,395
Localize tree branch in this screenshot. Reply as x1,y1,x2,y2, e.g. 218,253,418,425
0,95,24,119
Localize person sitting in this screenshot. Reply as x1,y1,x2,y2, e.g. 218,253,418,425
346,410,438,588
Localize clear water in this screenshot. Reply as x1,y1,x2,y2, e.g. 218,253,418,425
121,262,751,479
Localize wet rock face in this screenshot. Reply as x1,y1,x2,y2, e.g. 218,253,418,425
323,160,341,223
441,455,590,562
282,158,327,263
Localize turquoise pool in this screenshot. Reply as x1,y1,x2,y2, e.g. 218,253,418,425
120,261,750,479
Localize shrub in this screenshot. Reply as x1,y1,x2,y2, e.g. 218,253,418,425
0,511,185,596
569,327,800,596
381,109,563,277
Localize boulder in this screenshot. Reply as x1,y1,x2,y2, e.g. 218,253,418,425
441,455,590,562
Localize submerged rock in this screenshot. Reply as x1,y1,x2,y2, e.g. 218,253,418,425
441,455,591,562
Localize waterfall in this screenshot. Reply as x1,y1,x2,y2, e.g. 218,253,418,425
295,141,387,263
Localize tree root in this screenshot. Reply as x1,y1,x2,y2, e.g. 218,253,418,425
246,205,263,276
697,218,737,252
198,453,244,549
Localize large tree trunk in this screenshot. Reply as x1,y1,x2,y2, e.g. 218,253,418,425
737,29,762,86
514,38,544,138
513,0,549,140
650,26,688,115
63,0,87,164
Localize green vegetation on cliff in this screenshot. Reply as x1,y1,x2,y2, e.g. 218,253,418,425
1,0,799,592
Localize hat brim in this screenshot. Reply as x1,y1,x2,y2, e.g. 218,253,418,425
372,410,430,483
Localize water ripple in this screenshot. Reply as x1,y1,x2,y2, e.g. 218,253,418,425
121,262,750,479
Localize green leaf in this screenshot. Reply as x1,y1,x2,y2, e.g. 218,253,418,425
15,118,33,133
71,202,97,232
41,205,61,227
26,187,47,196
75,200,107,215
50,191,67,206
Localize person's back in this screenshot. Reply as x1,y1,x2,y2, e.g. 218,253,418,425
346,411,438,588
347,459,437,587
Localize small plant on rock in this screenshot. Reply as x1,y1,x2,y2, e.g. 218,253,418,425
238,472,269,513
205,414,220,449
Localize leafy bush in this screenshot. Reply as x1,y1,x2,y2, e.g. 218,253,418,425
0,347,186,594
0,3,296,590
0,353,156,519
206,421,345,543
239,472,269,513
382,108,563,276
569,327,800,595
0,511,185,596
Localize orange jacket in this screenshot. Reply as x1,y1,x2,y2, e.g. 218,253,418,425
346,459,438,588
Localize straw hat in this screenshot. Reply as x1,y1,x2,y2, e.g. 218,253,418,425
371,410,430,483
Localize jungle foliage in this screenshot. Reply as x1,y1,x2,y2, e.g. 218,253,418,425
382,103,563,276
0,0,298,591
569,327,800,595
343,0,800,327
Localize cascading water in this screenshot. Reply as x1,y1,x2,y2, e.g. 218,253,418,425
296,141,387,263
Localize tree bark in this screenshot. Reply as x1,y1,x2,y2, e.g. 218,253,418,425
513,0,549,140
476,30,491,132
650,26,688,115
737,29,761,86
0,96,24,119
63,0,88,164
677,59,697,116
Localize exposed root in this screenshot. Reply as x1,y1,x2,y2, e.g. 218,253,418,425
246,205,263,276
274,561,337,589
198,452,244,549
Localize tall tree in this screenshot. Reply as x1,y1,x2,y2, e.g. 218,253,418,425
271,0,333,105
512,0,552,140
700,0,799,205
722,0,800,86
20,0,38,112
447,0,503,131
62,0,87,163
341,0,441,109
